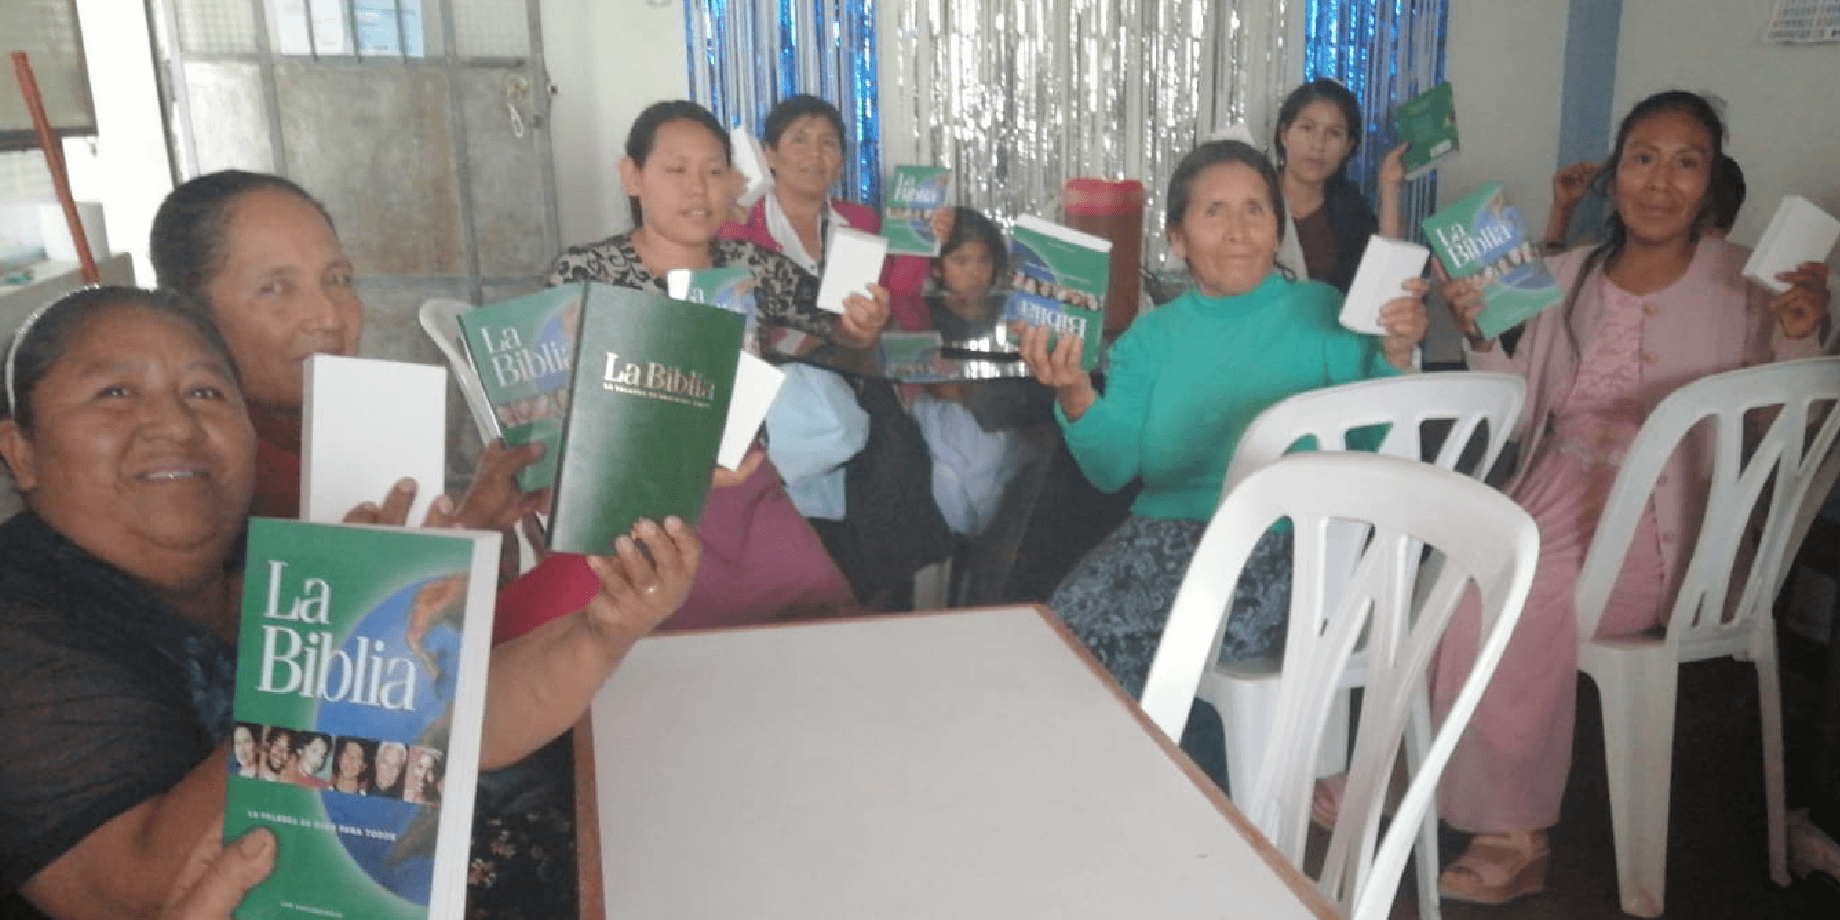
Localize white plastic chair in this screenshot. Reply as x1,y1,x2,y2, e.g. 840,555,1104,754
1196,371,1524,920
1141,452,1539,920
1575,356,1840,917
419,297,542,574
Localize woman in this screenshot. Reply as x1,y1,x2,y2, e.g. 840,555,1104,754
281,733,332,789
401,747,443,805
1024,139,1426,706
370,741,407,798
0,287,697,920
230,725,261,780
722,93,943,322
1271,78,1406,293
147,171,538,535
722,95,949,601
501,99,882,635
329,738,371,795
1426,90,1829,905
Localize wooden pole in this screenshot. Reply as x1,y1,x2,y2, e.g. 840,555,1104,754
11,51,100,284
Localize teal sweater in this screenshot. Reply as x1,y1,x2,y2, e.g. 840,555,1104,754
1059,274,1398,521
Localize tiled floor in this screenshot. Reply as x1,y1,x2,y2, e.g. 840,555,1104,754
1381,651,1831,920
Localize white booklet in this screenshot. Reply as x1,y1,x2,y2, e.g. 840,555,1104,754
718,352,786,470
301,353,448,525
815,226,888,315
1338,235,1430,335
731,127,775,211
1743,195,1840,294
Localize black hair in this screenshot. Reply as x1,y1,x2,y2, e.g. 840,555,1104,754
1165,139,1288,234
1272,78,1364,182
1,286,239,433
624,99,731,228
1558,90,1726,357
762,94,848,152
935,207,1008,282
150,169,335,306
1709,153,1746,233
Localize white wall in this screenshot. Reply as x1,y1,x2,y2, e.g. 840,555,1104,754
539,0,688,247
1616,0,1840,275
1439,0,1571,229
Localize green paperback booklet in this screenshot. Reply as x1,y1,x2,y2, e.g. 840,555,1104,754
881,165,953,256
1002,215,1109,371
1421,182,1561,341
226,518,501,920
456,285,585,492
547,284,745,555
1392,82,1460,180
667,265,759,348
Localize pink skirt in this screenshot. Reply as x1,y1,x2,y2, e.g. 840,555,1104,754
494,456,856,642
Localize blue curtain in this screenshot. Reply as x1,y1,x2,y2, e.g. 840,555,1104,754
1302,0,1450,241
684,0,883,208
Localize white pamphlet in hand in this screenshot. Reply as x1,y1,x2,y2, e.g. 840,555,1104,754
1743,196,1840,294
1339,235,1430,335
719,352,786,470
731,127,775,211
302,353,447,525
816,227,888,315
665,269,691,300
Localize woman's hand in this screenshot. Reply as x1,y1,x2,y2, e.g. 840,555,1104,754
1544,161,1598,249
1377,144,1407,239
1432,260,1491,350
1379,277,1430,369
1019,324,1096,421
928,208,957,246
710,446,766,489
159,827,275,920
1771,261,1831,341
838,282,891,346
582,517,700,645
342,478,458,527
453,440,548,532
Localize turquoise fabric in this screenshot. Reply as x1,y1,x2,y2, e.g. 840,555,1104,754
1057,273,1397,521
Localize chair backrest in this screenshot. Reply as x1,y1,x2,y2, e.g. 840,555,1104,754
418,298,502,444
1220,371,1526,622
1142,453,1539,920
1575,356,1840,660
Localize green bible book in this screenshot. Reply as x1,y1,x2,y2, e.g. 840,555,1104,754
1001,215,1109,371
226,518,501,920
1392,81,1460,180
1422,182,1561,341
881,165,954,256
456,285,586,493
547,284,745,555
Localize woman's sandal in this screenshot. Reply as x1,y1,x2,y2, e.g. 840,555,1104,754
1437,830,1550,905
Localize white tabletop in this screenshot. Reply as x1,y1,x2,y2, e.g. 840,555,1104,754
581,605,1334,920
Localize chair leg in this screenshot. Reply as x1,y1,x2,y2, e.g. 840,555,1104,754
1405,690,1441,920
1755,640,1791,888
1583,646,1678,918
1204,670,1280,800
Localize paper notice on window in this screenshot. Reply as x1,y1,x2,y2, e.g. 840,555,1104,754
268,0,353,56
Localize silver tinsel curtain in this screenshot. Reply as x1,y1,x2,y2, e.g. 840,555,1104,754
1303,0,1450,243
684,0,883,206
880,0,1293,265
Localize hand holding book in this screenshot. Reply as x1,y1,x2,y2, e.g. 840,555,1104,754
1018,324,1097,421
1377,278,1431,369
836,282,892,347
582,516,701,646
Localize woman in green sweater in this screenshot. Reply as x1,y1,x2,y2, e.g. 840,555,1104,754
1021,139,1426,709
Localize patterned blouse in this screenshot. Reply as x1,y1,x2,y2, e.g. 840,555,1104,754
546,233,841,352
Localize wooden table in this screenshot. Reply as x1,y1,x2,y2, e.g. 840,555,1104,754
575,605,1337,919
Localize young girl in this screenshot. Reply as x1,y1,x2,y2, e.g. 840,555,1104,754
910,207,1049,537
1270,78,1407,292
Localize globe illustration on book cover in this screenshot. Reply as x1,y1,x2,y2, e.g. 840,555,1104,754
312,573,468,907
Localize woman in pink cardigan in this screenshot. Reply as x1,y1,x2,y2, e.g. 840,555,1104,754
1427,90,1830,904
